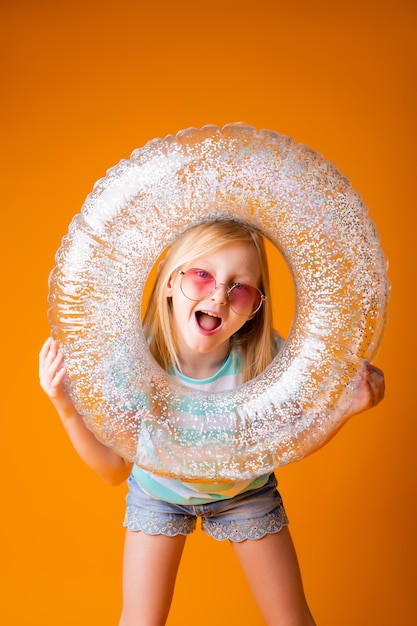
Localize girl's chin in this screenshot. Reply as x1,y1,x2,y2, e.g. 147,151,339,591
181,333,229,358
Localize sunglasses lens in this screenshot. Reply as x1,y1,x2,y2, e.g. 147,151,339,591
229,284,262,316
181,269,216,300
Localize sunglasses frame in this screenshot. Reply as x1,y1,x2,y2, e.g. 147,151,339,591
175,267,266,316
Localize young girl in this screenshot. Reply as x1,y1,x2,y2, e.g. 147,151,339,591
40,219,385,626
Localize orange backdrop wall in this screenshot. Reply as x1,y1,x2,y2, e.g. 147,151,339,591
2,1,416,624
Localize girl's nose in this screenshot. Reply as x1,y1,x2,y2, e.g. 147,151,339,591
210,283,228,305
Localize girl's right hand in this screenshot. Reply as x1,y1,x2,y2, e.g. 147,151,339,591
39,337,132,484
39,337,76,416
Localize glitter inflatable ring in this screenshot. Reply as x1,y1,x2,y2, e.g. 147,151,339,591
48,123,388,480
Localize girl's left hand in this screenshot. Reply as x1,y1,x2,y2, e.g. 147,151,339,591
346,363,385,417
305,363,385,456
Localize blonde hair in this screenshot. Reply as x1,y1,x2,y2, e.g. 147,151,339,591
143,220,274,383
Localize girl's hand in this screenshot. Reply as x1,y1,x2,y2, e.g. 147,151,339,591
39,337,75,417
39,337,132,484
344,362,385,418
304,363,385,457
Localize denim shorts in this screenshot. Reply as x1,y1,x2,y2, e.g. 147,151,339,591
123,473,288,542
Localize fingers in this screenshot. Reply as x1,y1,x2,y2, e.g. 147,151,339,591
363,363,385,407
39,337,66,396
39,336,57,367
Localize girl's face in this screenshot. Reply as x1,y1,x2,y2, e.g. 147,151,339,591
166,242,262,370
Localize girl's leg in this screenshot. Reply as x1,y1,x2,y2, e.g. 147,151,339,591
119,530,187,626
232,526,315,626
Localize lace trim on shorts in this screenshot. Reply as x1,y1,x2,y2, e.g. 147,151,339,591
124,509,196,536
203,508,289,542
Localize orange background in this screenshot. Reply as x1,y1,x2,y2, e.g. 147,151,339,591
2,1,416,624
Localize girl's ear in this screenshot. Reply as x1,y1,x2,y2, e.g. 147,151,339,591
166,271,173,297
155,260,173,297
166,264,175,298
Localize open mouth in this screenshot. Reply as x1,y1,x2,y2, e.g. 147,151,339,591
195,310,222,331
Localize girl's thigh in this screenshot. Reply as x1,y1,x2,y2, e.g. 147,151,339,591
119,530,187,626
232,526,316,626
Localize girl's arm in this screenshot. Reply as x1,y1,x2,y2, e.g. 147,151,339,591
39,337,132,485
304,362,385,456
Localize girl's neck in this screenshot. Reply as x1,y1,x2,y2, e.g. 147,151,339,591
177,346,230,380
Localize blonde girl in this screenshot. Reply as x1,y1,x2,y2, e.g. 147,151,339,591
40,219,384,626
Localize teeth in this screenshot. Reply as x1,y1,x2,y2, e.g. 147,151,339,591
201,311,220,318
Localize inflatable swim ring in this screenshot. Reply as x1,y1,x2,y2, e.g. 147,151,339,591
48,123,388,480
